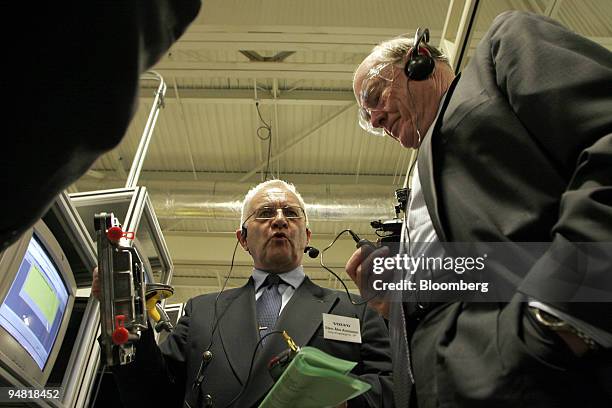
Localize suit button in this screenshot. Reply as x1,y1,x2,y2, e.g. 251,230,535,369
203,394,213,406
203,350,213,362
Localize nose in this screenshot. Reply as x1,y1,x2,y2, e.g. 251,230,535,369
271,209,288,228
370,110,386,129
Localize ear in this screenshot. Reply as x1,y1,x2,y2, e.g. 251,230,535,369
306,227,312,245
236,229,249,251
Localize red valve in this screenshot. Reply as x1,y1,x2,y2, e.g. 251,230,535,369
106,226,123,242
106,227,135,242
112,315,129,345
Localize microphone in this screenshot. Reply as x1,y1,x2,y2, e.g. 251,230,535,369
304,246,319,258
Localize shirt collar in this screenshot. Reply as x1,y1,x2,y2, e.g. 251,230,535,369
252,265,305,292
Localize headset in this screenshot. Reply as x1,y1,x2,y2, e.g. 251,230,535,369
404,27,435,81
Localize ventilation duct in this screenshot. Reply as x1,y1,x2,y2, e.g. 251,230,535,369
146,182,398,222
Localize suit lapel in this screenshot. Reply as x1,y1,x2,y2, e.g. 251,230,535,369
217,279,259,385
239,277,339,407
417,75,462,243
274,277,338,347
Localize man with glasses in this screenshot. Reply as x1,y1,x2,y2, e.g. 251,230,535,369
346,10,612,408
101,179,393,408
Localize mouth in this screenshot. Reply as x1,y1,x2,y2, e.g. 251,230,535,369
269,232,290,242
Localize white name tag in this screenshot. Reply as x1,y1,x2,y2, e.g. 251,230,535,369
322,313,362,344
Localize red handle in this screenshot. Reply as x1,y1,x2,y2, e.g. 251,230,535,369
112,315,129,345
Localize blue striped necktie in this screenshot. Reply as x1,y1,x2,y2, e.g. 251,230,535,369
256,274,283,344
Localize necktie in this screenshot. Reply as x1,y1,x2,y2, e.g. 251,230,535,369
256,274,283,344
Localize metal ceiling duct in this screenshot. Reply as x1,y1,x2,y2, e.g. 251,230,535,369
144,182,399,222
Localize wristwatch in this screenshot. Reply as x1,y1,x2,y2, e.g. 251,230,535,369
529,307,599,351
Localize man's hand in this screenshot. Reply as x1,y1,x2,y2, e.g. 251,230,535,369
345,245,390,318
91,266,101,300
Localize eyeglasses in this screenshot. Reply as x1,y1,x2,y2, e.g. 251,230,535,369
253,205,306,221
357,62,397,137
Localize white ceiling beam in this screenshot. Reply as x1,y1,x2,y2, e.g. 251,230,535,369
172,27,443,53
153,61,355,81
187,24,427,36
139,88,355,106
77,170,398,187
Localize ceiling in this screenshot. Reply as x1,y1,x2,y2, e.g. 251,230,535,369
69,0,612,303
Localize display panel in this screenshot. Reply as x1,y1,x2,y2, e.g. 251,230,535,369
0,234,69,369
0,218,76,388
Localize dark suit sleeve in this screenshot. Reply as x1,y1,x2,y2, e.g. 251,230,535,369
349,303,394,408
484,11,612,331
111,299,193,407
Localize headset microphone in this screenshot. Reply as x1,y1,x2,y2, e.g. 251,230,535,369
304,246,319,258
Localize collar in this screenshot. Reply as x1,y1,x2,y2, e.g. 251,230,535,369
252,265,305,292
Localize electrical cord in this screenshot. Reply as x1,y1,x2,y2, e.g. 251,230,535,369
192,210,259,394
222,330,284,408
402,143,431,308
90,363,106,407
191,239,241,393
255,101,273,181
319,229,381,306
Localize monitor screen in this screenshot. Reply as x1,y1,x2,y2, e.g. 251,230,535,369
0,234,69,370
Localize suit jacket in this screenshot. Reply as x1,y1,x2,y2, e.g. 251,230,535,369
113,276,393,408
417,10,612,333
390,10,612,408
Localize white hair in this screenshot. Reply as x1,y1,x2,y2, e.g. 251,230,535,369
239,179,309,227
369,35,450,66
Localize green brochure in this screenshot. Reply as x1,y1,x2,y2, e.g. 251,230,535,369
259,346,371,408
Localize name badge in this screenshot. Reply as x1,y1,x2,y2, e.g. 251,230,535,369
322,313,362,344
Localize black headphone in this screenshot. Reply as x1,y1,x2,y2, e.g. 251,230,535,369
404,27,435,81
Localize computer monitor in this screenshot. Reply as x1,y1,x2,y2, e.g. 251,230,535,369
0,219,76,387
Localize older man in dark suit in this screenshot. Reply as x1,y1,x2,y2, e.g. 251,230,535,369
101,179,393,408
347,10,612,408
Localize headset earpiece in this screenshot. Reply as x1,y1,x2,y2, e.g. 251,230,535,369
404,27,435,81
241,226,247,240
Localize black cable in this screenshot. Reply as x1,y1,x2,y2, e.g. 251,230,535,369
255,101,273,181
192,210,259,394
90,363,106,407
403,145,429,308
222,330,284,408
191,239,241,393
319,229,380,306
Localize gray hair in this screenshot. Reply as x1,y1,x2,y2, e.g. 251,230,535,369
369,35,450,68
239,179,309,227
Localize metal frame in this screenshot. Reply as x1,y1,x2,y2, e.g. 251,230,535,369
439,0,481,73
125,71,167,189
